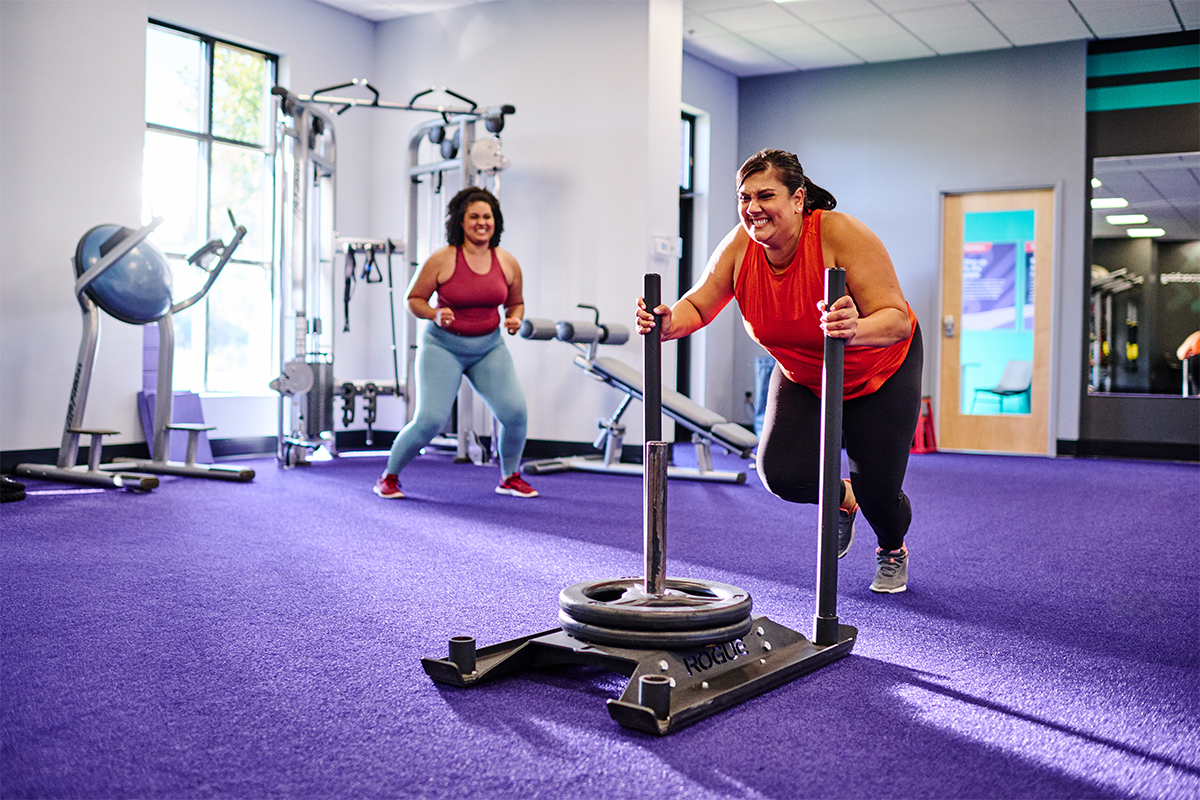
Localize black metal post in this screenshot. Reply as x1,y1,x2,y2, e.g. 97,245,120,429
643,274,667,596
814,267,846,647
643,274,662,442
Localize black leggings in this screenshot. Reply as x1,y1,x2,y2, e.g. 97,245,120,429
758,323,924,551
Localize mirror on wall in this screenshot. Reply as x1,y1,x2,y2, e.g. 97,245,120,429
1088,152,1200,396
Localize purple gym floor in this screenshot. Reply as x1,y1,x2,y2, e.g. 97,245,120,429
2,449,1197,799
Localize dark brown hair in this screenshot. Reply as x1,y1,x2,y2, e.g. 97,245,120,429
445,187,504,247
737,149,836,212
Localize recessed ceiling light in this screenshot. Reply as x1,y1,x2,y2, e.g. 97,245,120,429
1106,214,1149,225
1091,178,1102,188
1127,228,1166,238
1091,197,1129,209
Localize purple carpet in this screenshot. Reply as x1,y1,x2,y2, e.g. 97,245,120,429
2,449,1197,799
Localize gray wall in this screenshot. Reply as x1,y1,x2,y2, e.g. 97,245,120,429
737,42,1089,446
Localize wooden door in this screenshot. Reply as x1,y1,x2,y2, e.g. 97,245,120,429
939,189,1055,454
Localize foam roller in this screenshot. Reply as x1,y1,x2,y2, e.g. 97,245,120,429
556,320,602,343
519,318,558,340
599,324,630,346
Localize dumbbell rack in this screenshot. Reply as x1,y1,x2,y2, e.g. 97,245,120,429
421,273,856,735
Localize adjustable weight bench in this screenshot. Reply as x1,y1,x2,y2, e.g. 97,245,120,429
521,310,758,483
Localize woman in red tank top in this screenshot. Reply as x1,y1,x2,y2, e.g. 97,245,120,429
373,187,538,501
635,149,922,594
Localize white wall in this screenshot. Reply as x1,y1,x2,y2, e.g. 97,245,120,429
367,0,681,445
1,1,148,453
737,42,1088,442
0,0,686,456
0,0,1092,459
681,52,747,425
0,0,376,452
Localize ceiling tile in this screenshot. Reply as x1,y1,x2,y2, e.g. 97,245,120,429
918,25,1012,53
1176,0,1200,28
994,19,1092,46
973,0,1092,44
891,3,989,31
873,0,967,12
740,22,832,49
846,33,938,61
684,0,767,15
770,43,867,70
683,12,731,38
1073,0,1184,36
812,13,910,40
973,0,1077,23
703,2,810,33
772,0,880,24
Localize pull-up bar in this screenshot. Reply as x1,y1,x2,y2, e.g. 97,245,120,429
289,78,515,125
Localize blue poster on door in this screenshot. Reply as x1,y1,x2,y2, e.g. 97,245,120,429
962,241,1018,330
960,209,1036,415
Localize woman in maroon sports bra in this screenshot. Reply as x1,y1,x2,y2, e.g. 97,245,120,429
636,149,922,593
374,187,537,500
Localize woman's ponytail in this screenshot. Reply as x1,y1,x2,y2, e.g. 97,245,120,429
803,178,837,211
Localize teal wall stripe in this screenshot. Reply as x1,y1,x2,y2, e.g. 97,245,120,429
1086,79,1200,111
964,210,1036,243
1087,44,1200,78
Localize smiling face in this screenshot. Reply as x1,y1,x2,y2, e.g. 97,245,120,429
738,168,805,248
461,200,496,247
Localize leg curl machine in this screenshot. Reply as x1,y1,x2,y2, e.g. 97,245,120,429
422,272,856,735
519,306,759,483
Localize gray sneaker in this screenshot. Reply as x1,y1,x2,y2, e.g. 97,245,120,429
871,544,908,593
837,508,856,558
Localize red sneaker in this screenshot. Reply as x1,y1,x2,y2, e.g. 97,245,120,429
373,473,404,499
495,472,538,498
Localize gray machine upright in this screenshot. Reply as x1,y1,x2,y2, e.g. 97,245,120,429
269,81,514,467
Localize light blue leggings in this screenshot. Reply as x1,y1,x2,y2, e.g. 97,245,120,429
386,323,528,477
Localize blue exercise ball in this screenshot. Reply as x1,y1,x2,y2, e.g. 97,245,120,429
73,225,173,325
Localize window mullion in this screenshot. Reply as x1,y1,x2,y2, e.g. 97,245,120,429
202,37,215,391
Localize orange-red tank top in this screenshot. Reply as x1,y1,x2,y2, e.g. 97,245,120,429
733,209,916,399
435,247,521,336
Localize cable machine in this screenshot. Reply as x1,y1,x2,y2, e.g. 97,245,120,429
269,80,514,467
1089,266,1144,392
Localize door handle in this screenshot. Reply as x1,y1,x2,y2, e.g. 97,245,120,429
943,315,956,338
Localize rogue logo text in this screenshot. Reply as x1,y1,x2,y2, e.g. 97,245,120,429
681,639,748,676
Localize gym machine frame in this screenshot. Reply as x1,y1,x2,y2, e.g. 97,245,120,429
519,308,757,483
16,215,250,489
270,81,514,466
272,87,342,466
422,271,856,735
1089,267,1144,393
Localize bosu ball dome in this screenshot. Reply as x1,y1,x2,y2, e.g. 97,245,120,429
73,224,173,325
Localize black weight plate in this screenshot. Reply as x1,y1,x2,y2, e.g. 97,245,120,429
558,609,754,648
559,577,752,631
